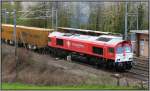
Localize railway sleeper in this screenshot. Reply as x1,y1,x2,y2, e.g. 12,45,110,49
132,65,149,72
129,69,149,77
128,72,149,81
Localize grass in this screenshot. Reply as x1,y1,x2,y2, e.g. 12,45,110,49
1,82,140,90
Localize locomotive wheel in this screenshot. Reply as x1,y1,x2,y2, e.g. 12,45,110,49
9,40,14,45
125,62,132,70
50,48,58,57
19,42,23,47
50,48,69,59
70,52,88,64
48,47,53,54
91,57,97,66
88,57,95,65
27,44,37,50
97,59,105,69
33,45,37,50
5,39,8,44
115,62,126,72
50,48,55,56
27,44,32,50
105,61,113,69
70,53,76,61
57,49,66,58
53,48,59,57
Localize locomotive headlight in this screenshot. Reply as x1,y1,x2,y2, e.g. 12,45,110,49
129,58,133,61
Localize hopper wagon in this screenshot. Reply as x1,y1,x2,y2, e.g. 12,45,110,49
1,24,53,49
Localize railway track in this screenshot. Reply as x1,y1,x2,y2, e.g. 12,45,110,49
124,57,149,82
127,69,148,81
54,54,149,82
45,50,149,83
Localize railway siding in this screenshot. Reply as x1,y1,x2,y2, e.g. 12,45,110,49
126,57,149,82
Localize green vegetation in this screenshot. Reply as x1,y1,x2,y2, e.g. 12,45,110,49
2,2,148,33
2,82,141,90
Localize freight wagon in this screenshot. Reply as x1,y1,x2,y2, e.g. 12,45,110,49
1,24,53,49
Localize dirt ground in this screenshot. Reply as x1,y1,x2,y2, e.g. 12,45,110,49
1,44,144,87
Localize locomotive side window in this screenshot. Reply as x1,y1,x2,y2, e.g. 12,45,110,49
108,48,114,53
48,38,51,42
93,47,103,55
56,38,63,46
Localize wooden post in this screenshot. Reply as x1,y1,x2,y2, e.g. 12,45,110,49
111,74,122,86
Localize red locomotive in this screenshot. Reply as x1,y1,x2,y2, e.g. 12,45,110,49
48,31,133,71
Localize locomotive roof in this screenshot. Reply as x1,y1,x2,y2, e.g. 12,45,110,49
49,31,124,47
2,24,53,31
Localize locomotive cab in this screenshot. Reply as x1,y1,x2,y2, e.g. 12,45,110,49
115,41,133,70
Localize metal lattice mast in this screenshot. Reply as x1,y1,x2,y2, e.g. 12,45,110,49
2,8,8,23
124,2,139,40
125,2,128,40
55,1,58,31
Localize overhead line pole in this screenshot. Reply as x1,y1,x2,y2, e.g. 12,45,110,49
56,10,58,31
13,9,18,81
125,2,128,40
4,9,7,24
2,9,8,24
136,10,139,30
55,1,58,31
124,2,138,40
52,7,54,29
